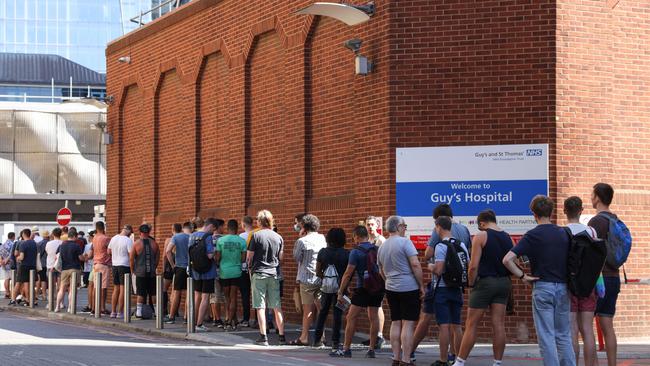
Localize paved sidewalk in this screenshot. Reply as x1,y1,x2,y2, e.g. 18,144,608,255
1,289,649,360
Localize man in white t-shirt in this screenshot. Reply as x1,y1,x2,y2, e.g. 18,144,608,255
45,228,64,292
108,225,134,318
564,196,598,366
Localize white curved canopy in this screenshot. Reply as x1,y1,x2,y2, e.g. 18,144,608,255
297,2,372,26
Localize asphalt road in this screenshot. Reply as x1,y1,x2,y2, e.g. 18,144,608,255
0,310,649,366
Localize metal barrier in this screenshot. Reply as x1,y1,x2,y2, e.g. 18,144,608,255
69,271,78,314
94,272,102,318
28,269,35,308
187,277,194,333
124,274,131,323
156,275,163,329
47,271,54,311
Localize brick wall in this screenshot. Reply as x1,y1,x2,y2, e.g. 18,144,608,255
556,0,650,339
105,0,650,341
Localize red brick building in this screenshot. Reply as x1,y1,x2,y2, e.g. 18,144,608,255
105,0,650,341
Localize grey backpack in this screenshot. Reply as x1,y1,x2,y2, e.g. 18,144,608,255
320,264,339,294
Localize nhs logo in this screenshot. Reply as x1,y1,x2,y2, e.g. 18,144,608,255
526,149,543,157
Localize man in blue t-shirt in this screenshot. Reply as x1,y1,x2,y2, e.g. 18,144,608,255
333,226,384,359
503,195,575,366
188,218,217,332
164,221,192,324
425,204,472,261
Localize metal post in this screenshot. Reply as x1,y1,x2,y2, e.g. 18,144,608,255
124,274,131,323
187,277,194,333
29,270,35,308
156,275,163,329
47,270,54,311
94,272,102,318
70,271,78,314
10,269,15,300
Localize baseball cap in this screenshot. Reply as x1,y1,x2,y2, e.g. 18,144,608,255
31,226,39,232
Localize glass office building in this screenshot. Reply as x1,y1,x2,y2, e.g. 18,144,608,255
0,1,193,73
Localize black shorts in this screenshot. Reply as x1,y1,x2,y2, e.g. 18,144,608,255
173,267,188,291
193,279,215,294
136,276,156,297
386,289,421,321
17,265,36,283
219,277,241,288
38,269,48,282
351,287,384,308
112,266,131,286
163,270,174,280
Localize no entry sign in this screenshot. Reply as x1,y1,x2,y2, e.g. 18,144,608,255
57,207,72,226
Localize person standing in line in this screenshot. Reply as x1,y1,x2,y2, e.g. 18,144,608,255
428,216,470,366
0,232,15,298
210,219,226,328
12,229,38,307
81,231,95,313
313,228,349,351
562,196,599,366
55,227,87,312
216,219,247,330
45,228,63,302
377,216,425,366
247,210,286,346
290,214,327,346
589,183,628,366
87,221,111,315
162,224,181,317
503,195,576,366
108,225,134,318
164,221,192,324
452,210,513,366
363,216,387,349
331,225,383,359
188,218,217,332
238,216,254,327
31,226,43,244
130,224,159,319
36,230,50,301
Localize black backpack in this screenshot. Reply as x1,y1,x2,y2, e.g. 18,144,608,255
565,228,607,297
189,232,212,274
438,238,469,288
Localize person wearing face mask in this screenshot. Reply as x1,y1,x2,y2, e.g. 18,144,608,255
293,214,306,237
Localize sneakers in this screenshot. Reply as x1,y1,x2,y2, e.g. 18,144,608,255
312,341,324,348
116,312,124,319
213,319,224,328
81,306,92,313
448,354,456,363
8,300,16,306
366,350,376,359
110,312,117,318
362,336,385,349
240,320,249,327
195,324,209,332
278,335,287,345
163,316,175,324
329,349,352,358
432,360,449,366
255,335,269,346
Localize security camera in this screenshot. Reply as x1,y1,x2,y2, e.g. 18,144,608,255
343,39,363,54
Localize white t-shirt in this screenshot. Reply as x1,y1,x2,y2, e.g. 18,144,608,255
239,231,250,242
108,235,133,267
567,223,597,238
45,239,62,269
83,243,93,272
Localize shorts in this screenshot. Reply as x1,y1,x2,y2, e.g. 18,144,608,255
193,278,215,294
423,283,436,315
48,269,60,282
299,282,322,305
469,276,512,309
219,277,240,288
61,269,81,288
173,267,188,291
37,269,48,282
251,273,281,309
163,270,174,281
595,276,620,317
386,289,421,321
571,290,597,312
209,279,225,303
112,266,131,286
434,287,463,325
17,265,35,283
136,276,156,297
93,263,111,289
351,287,384,308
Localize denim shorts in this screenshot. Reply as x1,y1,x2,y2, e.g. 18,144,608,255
434,287,463,325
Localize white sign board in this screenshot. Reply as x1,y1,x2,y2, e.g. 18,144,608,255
396,144,549,246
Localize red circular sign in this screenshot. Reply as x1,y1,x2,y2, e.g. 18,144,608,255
57,207,72,226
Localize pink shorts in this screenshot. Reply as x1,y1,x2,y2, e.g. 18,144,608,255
571,291,597,312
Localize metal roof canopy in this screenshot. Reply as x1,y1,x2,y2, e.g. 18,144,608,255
0,53,106,86
296,2,375,26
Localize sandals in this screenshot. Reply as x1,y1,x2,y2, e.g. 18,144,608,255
288,339,309,346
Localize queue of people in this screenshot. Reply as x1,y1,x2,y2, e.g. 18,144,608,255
0,182,630,366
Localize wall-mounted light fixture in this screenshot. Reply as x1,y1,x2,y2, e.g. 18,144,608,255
343,38,372,76
118,56,131,64
296,2,375,26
